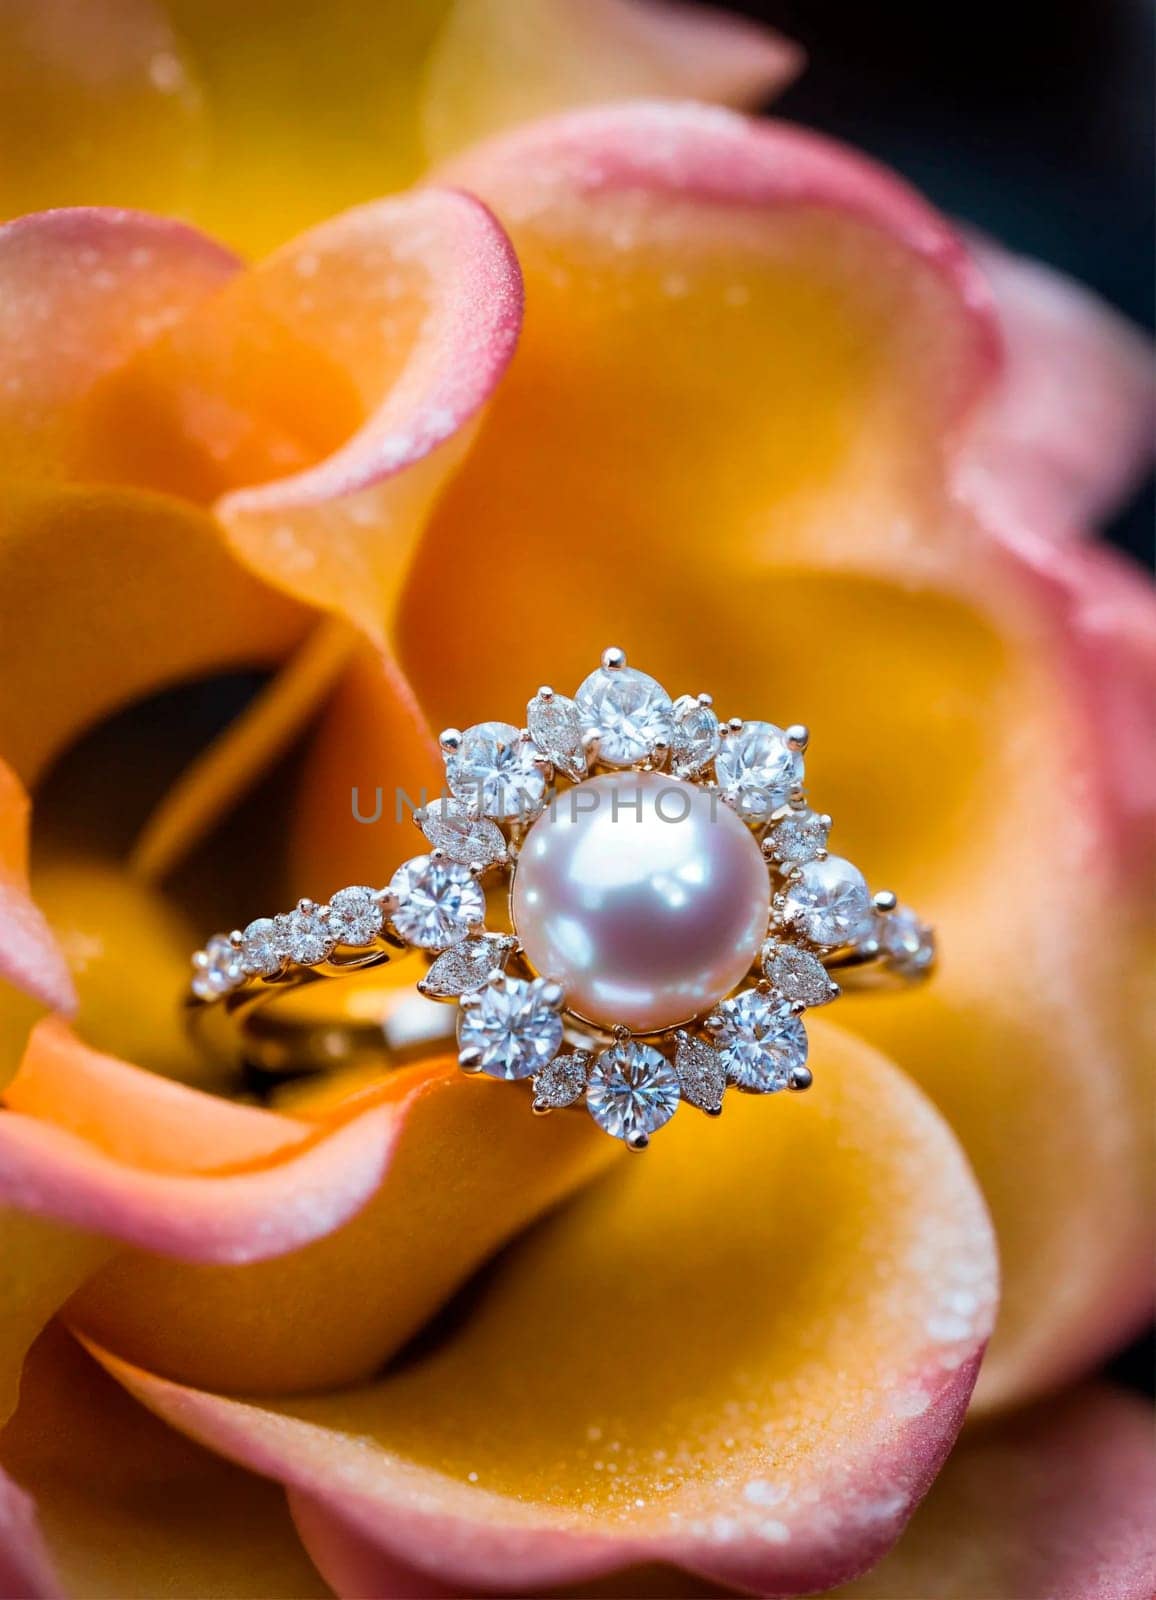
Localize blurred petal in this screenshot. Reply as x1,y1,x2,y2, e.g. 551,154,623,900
831,1386,1156,1600
0,1021,399,1263
69,1059,616,1394
0,1,206,226
395,104,1152,1410
958,240,1156,541
113,189,522,642
0,485,306,787
0,1212,111,1426
0,1458,62,1600
0,207,237,483
0,1327,329,1600
422,0,801,163
0,762,74,1092
90,1023,997,1594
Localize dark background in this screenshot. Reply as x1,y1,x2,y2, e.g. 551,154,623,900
738,0,1155,1396
737,0,1155,567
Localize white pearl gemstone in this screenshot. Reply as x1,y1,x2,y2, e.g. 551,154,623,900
511,771,770,1033
574,665,673,767
782,854,874,947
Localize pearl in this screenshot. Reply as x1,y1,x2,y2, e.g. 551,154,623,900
511,772,769,1033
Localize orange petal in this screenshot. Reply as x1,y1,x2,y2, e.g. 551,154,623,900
109,188,522,643
0,483,305,788
69,1059,616,1394
0,207,236,484
0,1327,329,1600
830,1385,1156,1600
0,760,73,1092
0,1021,398,1263
89,1022,998,1595
0,1,206,229
393,104,1151,1410
421,0,802,163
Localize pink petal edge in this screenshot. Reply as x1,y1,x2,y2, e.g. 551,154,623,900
0,1464,63,1600
959,238,1156,541
0,764,74,1018
0,1100,399,1265
438,98,1002,431
216,186,522,521
87,1345,986,1597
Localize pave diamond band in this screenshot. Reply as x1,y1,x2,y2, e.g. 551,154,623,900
187,648,935,1147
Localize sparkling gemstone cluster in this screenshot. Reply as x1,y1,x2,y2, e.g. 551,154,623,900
190,648,934,1148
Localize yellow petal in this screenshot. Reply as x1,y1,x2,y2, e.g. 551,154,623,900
0,1214,110,1426
89,1023,998,1595
69,1059,617,1394
0,1327,329,1599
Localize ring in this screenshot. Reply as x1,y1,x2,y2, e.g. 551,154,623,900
187,648,935,1148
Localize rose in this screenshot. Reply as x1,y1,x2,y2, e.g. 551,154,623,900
1,4,1153,1597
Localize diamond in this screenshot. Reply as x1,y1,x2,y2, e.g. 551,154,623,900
532,1050,591,1109
781,855,874,948
709,989,808,1092
764,808,829,865
457,976,564,1080
419,934,518,999
575,665,673,767
445,722,547,821
327,885,384,947
715,722,803,820
586,1039,681,1143
761,941,836,1007
880,908,936,976
280,904,336,966
417,797,508,869
191,934,242,1001
389,855,485,950
673,1032,727,1113
671,695,721,778
239,916,284,978
527,690,587,782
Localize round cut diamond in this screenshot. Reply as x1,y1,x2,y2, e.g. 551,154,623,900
389,855,485,950
586,1040,681,1142
880,907,935,975
764,808,829,865
192,934,242,1001
782,855,873,948
328,885,383,947
458,976,564,1080
575,666,674,767
280,905,335,966
446,721,547,820
709,990,807,1091
240,916,284,977
715,722,803,820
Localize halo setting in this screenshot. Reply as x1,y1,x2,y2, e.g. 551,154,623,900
189,648,936,1147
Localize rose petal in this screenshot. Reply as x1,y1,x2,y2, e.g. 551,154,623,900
393,103,1151,1410
422,0,802,163
830,1386,1156,1600
88,1022,997,1594
0,484,306,787
0,1212,111,1427
958,238,1156,542
0,207,236,481
0,1327,329,1600
68,1060,616,1394
0,762,74,1093
0,0,206,231
112,188,522,642
0,1458,62,1600
0,1028,399,1263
